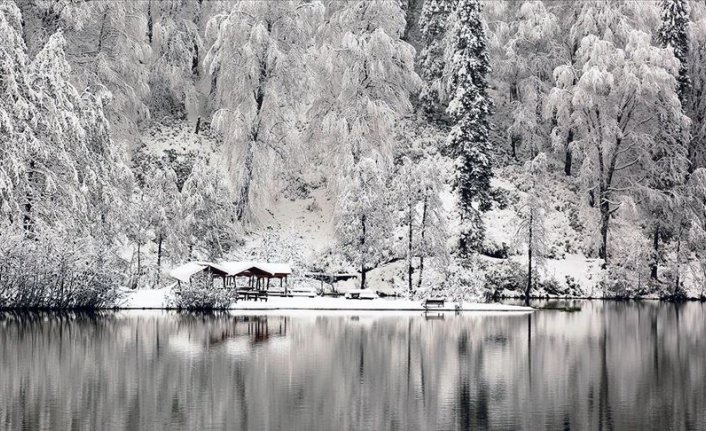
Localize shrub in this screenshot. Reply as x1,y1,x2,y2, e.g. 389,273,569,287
565,276,582,296
480,240,510,259
0,231,124,309
167,272,236,310
537,278,564,296
485,260,527,298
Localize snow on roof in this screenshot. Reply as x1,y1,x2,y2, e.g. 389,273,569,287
168,261,292,281
169,262,207,283
256,262,292,276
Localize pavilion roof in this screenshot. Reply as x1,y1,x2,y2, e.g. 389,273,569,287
169,261,292,282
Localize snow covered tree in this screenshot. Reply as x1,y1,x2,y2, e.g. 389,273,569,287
658,0,691,103
205,1,322,223
545,1,639,177
685,5,706,171
515,153,550,304
15,30,131,241
62,2,152,138
336,158,392,290
182,159,238,260
418,0,456,120
126,185,153,289
0,1,40,228
0,3,132,303
310,1,420,286
569,30,689,268
444,0,493,260
495,2,559,162
392,127,450,295
145,166,182,286
147,0,209,123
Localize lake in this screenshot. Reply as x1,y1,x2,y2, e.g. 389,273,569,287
0,301,704,430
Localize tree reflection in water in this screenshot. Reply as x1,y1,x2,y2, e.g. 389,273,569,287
0,301,704,430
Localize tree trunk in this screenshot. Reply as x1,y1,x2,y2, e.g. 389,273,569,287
407,200,414,294
402,0,422,42
360,213,367,290
598,190,610,268
650,226,659,280
417,195,428,291
564,129,573,176
156,235,163,287
510,80,520,161
192,40,199,77
526,211,533,306
194,117,201,135
146,0,153,43
136,242,141,289
511,135,520,161
23,160,35,235
235,56,268,221
674,230,683,297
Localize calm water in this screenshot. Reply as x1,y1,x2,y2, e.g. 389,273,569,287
0,301,705,431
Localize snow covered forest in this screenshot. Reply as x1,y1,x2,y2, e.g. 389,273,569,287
2,0,706,307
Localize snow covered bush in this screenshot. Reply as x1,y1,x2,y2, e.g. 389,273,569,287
439,262,488,303
0,231,124,309
484,260,527,299
479,240,510,259
168,286,235,310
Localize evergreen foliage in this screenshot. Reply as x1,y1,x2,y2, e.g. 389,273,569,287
445,0,494,260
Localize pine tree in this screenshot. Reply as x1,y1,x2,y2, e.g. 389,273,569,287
658,0,691,103
445,0,493,260
639,0,691,284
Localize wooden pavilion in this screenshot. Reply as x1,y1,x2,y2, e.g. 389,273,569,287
170,261,293,296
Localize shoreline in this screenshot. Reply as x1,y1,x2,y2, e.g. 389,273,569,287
119,293,534,312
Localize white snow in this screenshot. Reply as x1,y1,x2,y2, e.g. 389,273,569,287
118,287,532,312
118,286,172,309
169,262,207,283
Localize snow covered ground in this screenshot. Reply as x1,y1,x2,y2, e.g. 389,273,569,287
118,288,532,312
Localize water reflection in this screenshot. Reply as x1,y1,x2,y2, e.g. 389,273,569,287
0,302,704,430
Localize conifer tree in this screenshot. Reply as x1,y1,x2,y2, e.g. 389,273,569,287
658,0,691,103
645,0,691,282
445,0,493,260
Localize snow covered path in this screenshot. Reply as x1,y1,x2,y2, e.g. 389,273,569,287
118,289,533,312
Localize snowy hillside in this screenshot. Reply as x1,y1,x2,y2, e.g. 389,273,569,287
4,0,706,309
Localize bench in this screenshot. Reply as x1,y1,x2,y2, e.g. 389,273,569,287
236,289,266,301
422,298,446,309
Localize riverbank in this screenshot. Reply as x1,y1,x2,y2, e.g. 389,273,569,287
118,288,533,312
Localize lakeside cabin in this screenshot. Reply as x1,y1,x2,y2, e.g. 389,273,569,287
170,261,293,297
